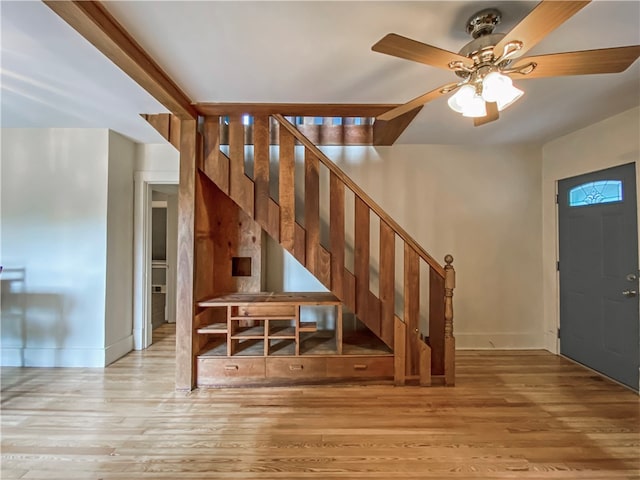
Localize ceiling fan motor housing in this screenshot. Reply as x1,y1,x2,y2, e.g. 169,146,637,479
456,9,507,78
465,8,501,38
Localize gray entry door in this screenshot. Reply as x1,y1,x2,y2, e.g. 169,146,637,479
558,162,639,391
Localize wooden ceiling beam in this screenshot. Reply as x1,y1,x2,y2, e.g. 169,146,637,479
196,103,400,118
44,1,197,120
373,107,423,146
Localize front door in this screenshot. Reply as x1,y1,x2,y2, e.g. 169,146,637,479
558,162,639,391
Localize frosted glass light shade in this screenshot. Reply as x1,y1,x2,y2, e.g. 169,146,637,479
447,85,475,113
447,84,487,118
481,72,523,111
461,95,487,118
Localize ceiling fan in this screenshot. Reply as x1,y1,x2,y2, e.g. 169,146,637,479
372,0,640,126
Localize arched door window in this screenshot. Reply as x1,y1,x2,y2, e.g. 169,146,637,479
568,180,623,207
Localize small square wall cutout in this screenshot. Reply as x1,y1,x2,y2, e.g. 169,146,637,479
232,257,252,277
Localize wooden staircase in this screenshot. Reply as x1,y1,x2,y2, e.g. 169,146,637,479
145,112,456,388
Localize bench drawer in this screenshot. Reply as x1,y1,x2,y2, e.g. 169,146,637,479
326,356,394,378
197,357,265,385
266,357,327,379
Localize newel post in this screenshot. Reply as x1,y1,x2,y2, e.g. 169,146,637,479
444,254,456,386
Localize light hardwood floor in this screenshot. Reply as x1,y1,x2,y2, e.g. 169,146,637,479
2,323,638,479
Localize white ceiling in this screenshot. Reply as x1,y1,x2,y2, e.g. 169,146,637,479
1,1,639,145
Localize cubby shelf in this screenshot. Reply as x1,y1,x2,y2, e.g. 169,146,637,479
196,292,343,358
196,323,228,334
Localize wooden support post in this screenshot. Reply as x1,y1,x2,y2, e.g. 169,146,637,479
444,254,456,386
175,119,198,391
394,316,406,386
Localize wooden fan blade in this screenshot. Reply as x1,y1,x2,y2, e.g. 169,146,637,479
372,33,470,70
474,102,499,127
377,84,455,121
510,46,640,79
493,1,590,59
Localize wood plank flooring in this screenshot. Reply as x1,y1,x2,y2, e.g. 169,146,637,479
2,323,638,479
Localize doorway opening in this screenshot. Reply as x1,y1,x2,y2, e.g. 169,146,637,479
133,171,178,350
150,187,178,342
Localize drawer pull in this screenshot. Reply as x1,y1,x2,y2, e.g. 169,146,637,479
224,365,239,371
289,364,304,371
353,364,368,370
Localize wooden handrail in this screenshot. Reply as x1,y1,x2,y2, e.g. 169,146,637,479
274,114,445,278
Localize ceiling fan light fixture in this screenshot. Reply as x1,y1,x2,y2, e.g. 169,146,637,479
447,84,487,118
481,71,524,111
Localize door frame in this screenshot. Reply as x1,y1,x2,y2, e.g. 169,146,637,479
133,170,179,350
552,161,640,370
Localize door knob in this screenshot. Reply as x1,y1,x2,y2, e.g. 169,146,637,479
626,273,638,282
622,289,637,297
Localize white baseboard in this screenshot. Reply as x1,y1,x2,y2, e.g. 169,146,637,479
1,335,133,367
455,332,545,350
1,346,105,367
105,334,134,366
544,331,559,354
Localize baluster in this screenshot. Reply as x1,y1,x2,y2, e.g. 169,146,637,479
305,149,320,275
379,220,395,347
330,172,345,299
404,243,420,377
202,116,229,194
354,197,370,320
228,114,253,216
394,315,406,386
279,125,295,251
253,115,270,226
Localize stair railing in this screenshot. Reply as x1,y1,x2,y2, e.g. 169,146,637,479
273,115,454,385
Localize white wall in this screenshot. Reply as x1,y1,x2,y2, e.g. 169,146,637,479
1,128,137,367
1,128,110,366
541,106,640,352
104,131,136,364
320,144,544,349
135,143,180,172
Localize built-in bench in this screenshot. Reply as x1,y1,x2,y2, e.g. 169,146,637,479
194,292,393,386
